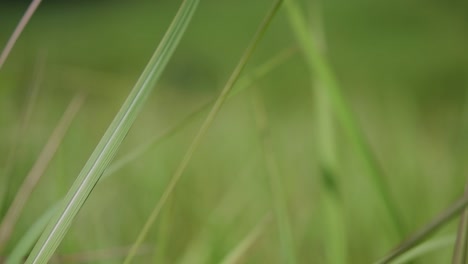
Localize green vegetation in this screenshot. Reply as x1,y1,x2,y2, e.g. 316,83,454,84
0,0,467,263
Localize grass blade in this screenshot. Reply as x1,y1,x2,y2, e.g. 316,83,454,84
305,0,347,262
176,154,259,264
24,0,199,262
48,244,153,263
376,195,468,263
7,46,294,264
220,215,271,264
392,236,455,264
321,167,347,264
123,1,284,263
104,46,296,178
6,205,58,264
1,52,46,215
453,188,468,263
251,92,297,264
284,0,405,237
452,90,468,263
0,94,84,252
0,0,43,70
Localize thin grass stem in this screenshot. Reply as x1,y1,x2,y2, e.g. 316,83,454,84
123,1,284,262
0,0,43,70
49,244,153,263
6,205,58,264
1,52,47,215
0,94,84,252
453,188,468,263
220,214,271,264
105,46,296,178
251,92,297,264
176,152,259,264
452,89,468,263
392,236,455,264
376,195,468,263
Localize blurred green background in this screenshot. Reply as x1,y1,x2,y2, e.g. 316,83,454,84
0,0,467,263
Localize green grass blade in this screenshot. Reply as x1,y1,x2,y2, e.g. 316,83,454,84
321,167,347,264
123,1,284,263
251,92,297,264
220,215,271,264
392,236,455,264
452,90,468,263
376,195,468,263
0,94,84,252
7,46,294,264
305,0,347,262
104,46,296,178
50,244,153,263
453,191,468,263
284,0,405,237
6,205,58,264
176,154,259,264
0,0,43,70
1,52,46,216
24,0,199,263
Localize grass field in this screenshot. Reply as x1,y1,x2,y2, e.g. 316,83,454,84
0,0,467,263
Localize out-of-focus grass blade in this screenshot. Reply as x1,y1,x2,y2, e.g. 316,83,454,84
0,0,43,70
123,1,284,263
6,205,58,264
0,94,84,252
284,0,405,237
1,52,46,216
8,46,294,264
24,0,199,263
251,92,297,264
220,215,271,264
105,46,296,178
176,154,259,264
321,167,347,264
48,244,153,263
306,0,347,261
376,195,468,263
452,90,468,263
453,190,468,263
392,236,454,264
